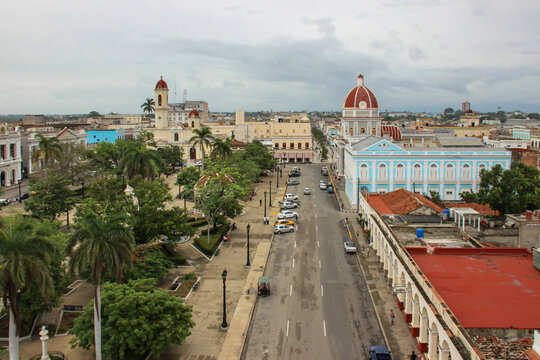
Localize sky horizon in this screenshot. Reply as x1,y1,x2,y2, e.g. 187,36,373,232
2,0,539,115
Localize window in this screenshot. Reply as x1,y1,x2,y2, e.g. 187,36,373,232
282,142,286,148
429,164,438,179
305,142,309,149
275,143,279,149
413,164,422,179
445,164,454,179
360,164,368,179
462,164,471,179
290,143,294,149
360,128,365,134
378,164,387,180
478,163,486,177
191,121,194,127
396,164,404,180
174,133,179,142
158,94,162,106
298,143,302,149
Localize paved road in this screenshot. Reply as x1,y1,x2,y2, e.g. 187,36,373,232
243,164,385,360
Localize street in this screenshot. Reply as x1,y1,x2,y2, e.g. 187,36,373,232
243,164,385,359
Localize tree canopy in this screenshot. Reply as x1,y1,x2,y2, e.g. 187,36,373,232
25,172,76,222
70,279,194,360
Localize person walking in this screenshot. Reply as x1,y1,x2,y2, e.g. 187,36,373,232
260,199,262,206
390,309,395,326
410,350,417,360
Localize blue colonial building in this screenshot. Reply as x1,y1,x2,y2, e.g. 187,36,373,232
332,75,511,206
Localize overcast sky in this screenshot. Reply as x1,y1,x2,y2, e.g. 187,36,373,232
1,0,539,114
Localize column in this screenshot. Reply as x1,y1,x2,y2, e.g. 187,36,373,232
428,329,439,360
404,288,412,322
392,263,399,287
411,300,420,336
419,315,429,343
439,349,450,360
386,253,392,280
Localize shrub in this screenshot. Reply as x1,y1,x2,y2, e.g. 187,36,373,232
194,223,229,256
187,219,207,228
160,243,186,265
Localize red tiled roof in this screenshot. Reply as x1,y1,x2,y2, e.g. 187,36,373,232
155,76,168,90
368,188,444,215
189,110,200,117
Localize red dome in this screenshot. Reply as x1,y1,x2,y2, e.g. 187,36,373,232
189,110,200,117
343,74,378,110
155,76,168,90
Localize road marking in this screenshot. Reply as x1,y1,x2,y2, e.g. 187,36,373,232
292,258,295,268
323,320,327,336
321,285,324,296
317,240,320,247
286,320,290,337
316,224,319,231
294,241,296,248
290,285,293,296
319,260,321,268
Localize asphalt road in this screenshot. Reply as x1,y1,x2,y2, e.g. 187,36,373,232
243,164,385,360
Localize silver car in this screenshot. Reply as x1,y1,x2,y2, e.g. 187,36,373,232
344,241,357,253
303,188,311,195
279,201,298,209
286,179,300,185
273,224,295,234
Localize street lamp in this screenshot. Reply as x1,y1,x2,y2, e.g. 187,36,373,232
264,191,267,219
221,269,228,330
81,180,85,200
18,180,22,203
246,224,251,268
269,180,272,206
276,168,279,187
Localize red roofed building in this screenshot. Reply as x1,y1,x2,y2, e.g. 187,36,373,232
340,74,381,137
367,188,444,215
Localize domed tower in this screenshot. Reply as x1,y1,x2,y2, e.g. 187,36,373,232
341,74,380,137
154,76,169,129
188,110,200,129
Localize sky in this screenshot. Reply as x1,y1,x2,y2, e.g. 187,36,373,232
1,0,540,114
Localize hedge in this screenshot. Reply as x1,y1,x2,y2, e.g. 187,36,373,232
187,219,208,228
194,222,230,256
160,242,187,265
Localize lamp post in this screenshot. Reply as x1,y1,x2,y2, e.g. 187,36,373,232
81,180,85,200
264,191,267,218
18,180,22,203
280,166,283,178
178,182,181,199
276,168,279,187
269,180,272,206
184,195,187,212
246,224,251,268
221,269,228,330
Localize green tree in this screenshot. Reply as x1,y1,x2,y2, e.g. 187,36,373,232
443,107,455,114
242,141,276,172
176,167,201,200
70,279,194,360
89,111,101,117
157,145,184,174
85,141,124,174
67,213,135,360
140,98,155,115
119,143,161,180
136,130,157,148
25,172,76,222
211,138,232,167
31,134,63,178
0,216,55,360
189,127,214,168
428,190,443,205
476,163,540,215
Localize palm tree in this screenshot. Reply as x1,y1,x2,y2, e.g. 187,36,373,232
119,144,161,180
140,98,155,115
211,138,232,167
0,216,55,360
66,213,134,360
189,127,214,169
31,134,63,177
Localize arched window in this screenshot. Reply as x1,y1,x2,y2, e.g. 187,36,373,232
158,94,162,106
462,164,471,179
413,164,422,180
478,163,486,177
174,133,179,142
360,164,368,179
378,164,387,180
445,164,454,179
396,164,404,180
191,121,195,128
429,164,438,179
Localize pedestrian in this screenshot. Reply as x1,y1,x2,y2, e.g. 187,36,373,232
390,309,395,326
356,230,359,238
410,350,417,360
260,199,262,206
262,216,265,225
294,214,298,221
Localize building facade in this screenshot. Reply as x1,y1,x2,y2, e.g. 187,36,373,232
0,125,22,187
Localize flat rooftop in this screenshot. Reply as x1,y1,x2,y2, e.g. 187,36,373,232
408,248,540,329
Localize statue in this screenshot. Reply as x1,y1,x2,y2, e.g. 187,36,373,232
39,326,50,360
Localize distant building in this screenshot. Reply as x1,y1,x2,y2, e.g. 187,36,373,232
0,124,22,187
22,115,46,125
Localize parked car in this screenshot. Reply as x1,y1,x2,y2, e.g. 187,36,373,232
285,193,299,201
369,345,392,360
278,211,298,219
274,219,296,227
289,171,301,177
303,188,311,195
279,201,298,209
273,224,295,234
344,241,357,253
327,186,334,194
319,182,327,190
286,179,300,185
321,167,328,176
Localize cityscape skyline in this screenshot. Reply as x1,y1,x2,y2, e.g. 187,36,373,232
1,0,540,114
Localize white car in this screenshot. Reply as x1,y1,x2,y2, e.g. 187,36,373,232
285,193,299,201
278,211,298,219
279,201,298,209
194,160,203,167
303,188,311,195
286,179,300,185
273,224,295,234
344,241,357,253
320,182,327,190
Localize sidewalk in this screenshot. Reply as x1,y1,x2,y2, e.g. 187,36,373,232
339,188,419,360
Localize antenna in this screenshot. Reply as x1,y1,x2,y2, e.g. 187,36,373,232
183,90,187,103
